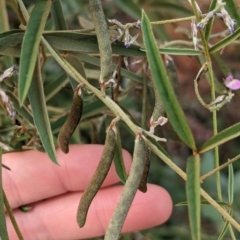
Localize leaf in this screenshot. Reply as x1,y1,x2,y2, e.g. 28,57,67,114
51,0,68,30
199,122,240,153
141,10,196,150
0,30,24,53
186,154,201,240
0,30,146,57
209,27,240,53
19,0,52,105
218,215,231,240
113,124,127,183
44,32,145,56
0,148,9,240
28,58,58,164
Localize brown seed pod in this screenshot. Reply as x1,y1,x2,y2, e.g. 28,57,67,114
77,126,117,227
58,88,83,154
104,132,148,240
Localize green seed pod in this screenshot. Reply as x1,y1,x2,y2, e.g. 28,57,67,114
104,133,148,240
58,88,83,154
138,147,150,193
77,127,117,227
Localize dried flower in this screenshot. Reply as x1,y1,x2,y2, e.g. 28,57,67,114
0,88,16,120
224,74,240,90
219,7,236,34
0,65,18,82
197,10,215,29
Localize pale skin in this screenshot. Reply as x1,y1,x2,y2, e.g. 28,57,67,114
2,145,172,240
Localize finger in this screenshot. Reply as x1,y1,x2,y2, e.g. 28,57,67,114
3,145,132,209
6,184,172,240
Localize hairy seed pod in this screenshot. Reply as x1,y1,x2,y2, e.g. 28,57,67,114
77,127,117,227
138,147,150,193
58,88,83,153
89,0,113,82
104,133,148,240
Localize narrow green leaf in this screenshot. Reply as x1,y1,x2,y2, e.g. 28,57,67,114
29,58,58,164
228,164,234,204
209,27,240,53
0,148,9,240
44,32,145,56
141,47,202,56
0,30,146,57
199,122,240,153
51,0,68,30
19,0,52,105
0,30,24,53
218,216,230,240
113,124,127,183
141,10,196,150
186,154,201,240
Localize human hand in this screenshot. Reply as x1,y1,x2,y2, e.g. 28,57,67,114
3,145,172,240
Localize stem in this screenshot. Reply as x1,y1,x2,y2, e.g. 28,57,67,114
201,154,240,181
151,14,206,25
190,0,222,201
3,191,24,240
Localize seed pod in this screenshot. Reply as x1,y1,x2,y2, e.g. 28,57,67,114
77,126,117,227
105,133,148,240
58,88,83,153
89,0,113,84
138,147,150,193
